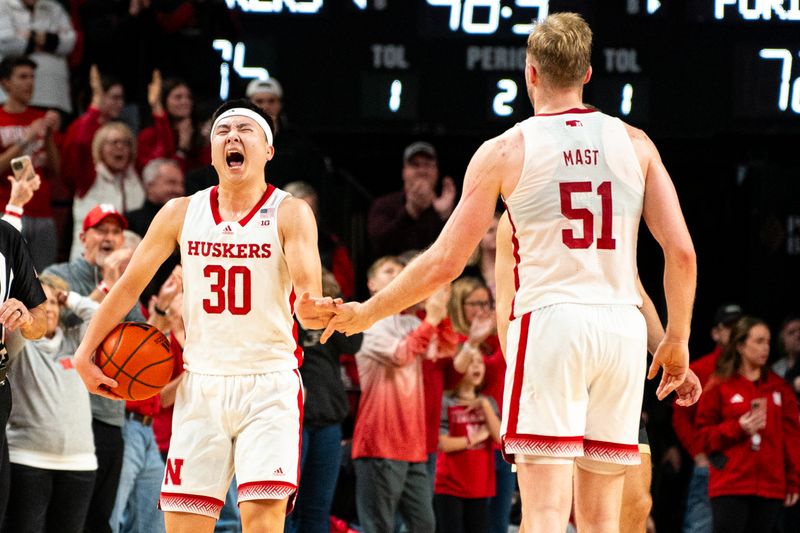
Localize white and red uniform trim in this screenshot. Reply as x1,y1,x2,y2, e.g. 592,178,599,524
159,492,225,519
584,439,640,465
504,434,584,458
238,480,297,502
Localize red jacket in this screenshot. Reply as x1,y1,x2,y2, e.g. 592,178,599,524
673,346,722,457
60,106,102,198
696,371,800,500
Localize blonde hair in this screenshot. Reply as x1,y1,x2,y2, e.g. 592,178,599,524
527,12,592,88
448,277,489,336
92,122,136,165
38,273,70,295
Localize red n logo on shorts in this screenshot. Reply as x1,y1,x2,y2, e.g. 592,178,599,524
165,458,184,486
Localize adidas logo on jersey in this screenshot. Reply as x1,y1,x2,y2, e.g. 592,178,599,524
222,224,233,235
730,393,744,404
273,467,285,476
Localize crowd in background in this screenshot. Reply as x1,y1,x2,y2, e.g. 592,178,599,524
1,1,800,533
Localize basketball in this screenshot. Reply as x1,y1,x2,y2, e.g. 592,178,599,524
96,322,174,401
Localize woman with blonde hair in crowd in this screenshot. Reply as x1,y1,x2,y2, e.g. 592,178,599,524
4,273,99,532
70,121,145,259
696,316,800,533
448,276,514,533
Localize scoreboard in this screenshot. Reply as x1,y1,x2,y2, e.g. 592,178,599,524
204,0,800,137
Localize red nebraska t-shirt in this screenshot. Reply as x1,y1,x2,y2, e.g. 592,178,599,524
434,394,498,499
0,107,52,217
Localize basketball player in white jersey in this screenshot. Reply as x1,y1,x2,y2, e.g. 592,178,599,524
73,99,331,533
493,211,702,533
320,12,696,533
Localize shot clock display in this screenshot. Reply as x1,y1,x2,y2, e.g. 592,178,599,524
204,0,799,136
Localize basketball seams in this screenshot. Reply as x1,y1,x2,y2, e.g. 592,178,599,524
95,322,173,400
127,354,175,398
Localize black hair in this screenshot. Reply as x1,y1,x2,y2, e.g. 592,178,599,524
210,99,275,133
100,73,123,93
0,55,37,81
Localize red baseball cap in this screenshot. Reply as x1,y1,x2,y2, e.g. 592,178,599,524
82,204,128,232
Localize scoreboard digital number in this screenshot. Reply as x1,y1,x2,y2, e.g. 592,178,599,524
209,1,800,135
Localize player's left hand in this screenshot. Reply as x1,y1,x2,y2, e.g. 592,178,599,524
319,301,373,344
674,367,702,407
648,339,689,401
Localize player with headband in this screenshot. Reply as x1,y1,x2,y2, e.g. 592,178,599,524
73,99,332,532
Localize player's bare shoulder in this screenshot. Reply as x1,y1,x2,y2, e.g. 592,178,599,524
473,126,525,197
621,120,660,177
277,195,316,242
154,195,191,243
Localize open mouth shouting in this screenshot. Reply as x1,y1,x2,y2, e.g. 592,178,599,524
226,149,245,169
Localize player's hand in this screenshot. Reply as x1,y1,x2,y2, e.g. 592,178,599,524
73,349,122,400
648,339,689,400
0,299,32,332
674,367,702,407
296,292,339,330
320,301,373,344
433,176,456,220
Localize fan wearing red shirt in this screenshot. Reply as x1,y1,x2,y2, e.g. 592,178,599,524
0,55,60,270
696,316,800,533
435,351,501,533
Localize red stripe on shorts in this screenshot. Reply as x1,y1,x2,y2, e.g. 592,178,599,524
292,368,304,514
584,439,640,465
505,311,531,436
159,492,224,518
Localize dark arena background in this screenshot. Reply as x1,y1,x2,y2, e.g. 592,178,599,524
91,0,800,349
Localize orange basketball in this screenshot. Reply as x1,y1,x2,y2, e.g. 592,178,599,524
96,322,174,401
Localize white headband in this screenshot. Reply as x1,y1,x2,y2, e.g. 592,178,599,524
210,107,273,146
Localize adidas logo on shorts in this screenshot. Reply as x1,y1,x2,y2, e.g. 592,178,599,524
273,467,284,476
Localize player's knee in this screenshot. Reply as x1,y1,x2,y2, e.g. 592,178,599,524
575,456,627,476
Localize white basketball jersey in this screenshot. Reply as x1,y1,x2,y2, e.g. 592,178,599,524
506,109,644,318
180,185,300,374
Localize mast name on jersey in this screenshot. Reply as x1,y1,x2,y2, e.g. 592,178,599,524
563,148,599,167
186,240,272,259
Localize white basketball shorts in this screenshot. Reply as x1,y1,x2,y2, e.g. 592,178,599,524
501,303,646,465
159,369,303,518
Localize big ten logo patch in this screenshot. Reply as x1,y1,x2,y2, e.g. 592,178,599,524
165,458,185,486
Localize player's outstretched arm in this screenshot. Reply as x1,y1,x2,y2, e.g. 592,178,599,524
279,197,330,329
73,197,188,399
636,131,697,399
320,130,523,343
